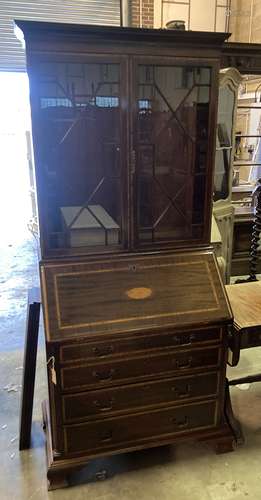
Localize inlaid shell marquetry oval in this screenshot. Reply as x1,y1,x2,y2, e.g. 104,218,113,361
126,287,152,300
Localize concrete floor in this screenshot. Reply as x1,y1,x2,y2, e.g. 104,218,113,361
1,236,261,499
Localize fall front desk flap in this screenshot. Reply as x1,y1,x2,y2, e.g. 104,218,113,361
41,251,232,341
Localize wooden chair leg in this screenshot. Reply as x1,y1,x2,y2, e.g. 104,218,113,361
225,380,244,445
19,287,41,450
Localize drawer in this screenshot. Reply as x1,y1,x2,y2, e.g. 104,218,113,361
61,346,221,391
62,371,219,423
60,327,222,364
64,400,218,455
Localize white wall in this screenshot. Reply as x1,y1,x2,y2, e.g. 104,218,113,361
154,0,229,31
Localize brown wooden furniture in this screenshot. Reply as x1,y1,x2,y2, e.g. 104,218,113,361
17,21,236,490
231,205,261,276
222,42,261,75
232,185,253,203
225,281,261,445
19,288,41,451
226,281,261,369
231,206,255,276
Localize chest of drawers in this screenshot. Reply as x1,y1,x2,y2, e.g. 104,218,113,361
39,251,235,488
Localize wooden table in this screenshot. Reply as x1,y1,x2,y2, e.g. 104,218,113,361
225,281,261,385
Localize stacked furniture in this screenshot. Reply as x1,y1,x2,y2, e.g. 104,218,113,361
17,21,235,489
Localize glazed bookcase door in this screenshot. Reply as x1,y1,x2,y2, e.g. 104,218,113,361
132,58,215,248
30,56,128,258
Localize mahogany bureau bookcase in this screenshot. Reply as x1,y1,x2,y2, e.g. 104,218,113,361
17,21,235,489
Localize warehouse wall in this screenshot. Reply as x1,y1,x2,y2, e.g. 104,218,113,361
153,0,229,31
228,0,261,43
131,0,154,28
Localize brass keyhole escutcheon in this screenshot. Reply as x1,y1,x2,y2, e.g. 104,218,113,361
126,287,152,300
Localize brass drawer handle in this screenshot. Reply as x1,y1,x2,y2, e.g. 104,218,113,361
175,357,192,369
92,345,114,357
170,416,189,429
94,398,114,411
172,334,196,346
95,470,108,481
171,384,191,398
92,368,115,381
100,430,113,442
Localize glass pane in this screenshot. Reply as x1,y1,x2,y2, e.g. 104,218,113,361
136,64,210,244
35,61,122,251
214,86,234,201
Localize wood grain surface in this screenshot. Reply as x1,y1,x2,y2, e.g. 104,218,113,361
60,346,221,392
62,372,219,423
41,251,232,341
63,400,218,456
226,281,261,329
59,326,222,363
